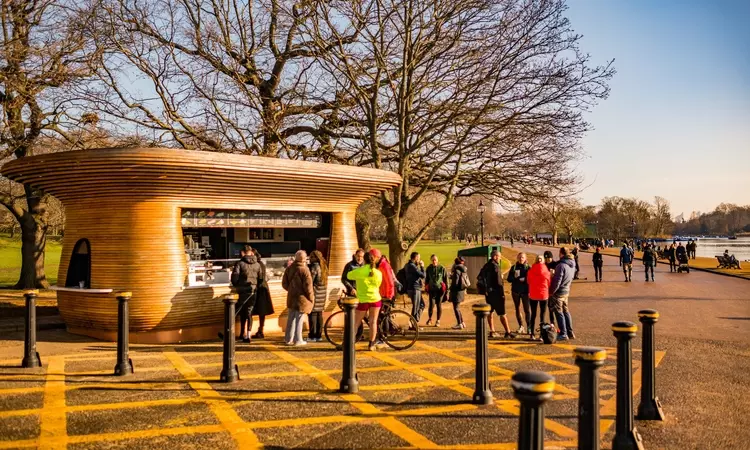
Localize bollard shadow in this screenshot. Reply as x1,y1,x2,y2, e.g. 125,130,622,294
718,317,750,321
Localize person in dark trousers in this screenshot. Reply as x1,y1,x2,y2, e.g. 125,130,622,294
480,250,512,339
642,243,657,282
251,249,274,339
676,242,687,264
341,249,365,297
592,247,604,282
404,252,426,322
231,245,264,343
507,252,530,334
549,247,576,341
666,243,677,272
527,255,550,340
619,243,634,282
425,254,447,326
690,240,698,259
571,246,580,280
307,250,328,342
449,257,468,329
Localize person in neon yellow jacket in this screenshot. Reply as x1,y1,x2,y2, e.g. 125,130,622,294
347,252,383,351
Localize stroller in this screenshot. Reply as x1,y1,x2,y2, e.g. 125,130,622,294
676,252,690,273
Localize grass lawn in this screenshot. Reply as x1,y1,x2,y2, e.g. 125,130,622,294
0,236,62,287
372,240,510,271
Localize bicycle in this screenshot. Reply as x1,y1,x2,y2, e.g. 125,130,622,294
323,298,419,350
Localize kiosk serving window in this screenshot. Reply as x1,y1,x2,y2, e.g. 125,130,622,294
181,208,331,287
65,239,91,288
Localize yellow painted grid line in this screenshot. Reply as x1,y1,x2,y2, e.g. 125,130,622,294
162,349,261,449
269,346,440,449
38,357,67,450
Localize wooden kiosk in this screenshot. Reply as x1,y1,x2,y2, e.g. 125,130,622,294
1,148,401,343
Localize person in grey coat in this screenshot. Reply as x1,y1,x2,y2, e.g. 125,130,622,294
308,250,328,342
549,247,576,341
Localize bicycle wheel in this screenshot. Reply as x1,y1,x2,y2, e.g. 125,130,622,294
379,310,419,350
324,310,365,348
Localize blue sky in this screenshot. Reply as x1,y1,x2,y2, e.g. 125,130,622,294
566,0,750,218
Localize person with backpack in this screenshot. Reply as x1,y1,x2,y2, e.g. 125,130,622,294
479,249,512,339
549,247,576,341
425,254,447,327
404,252,426,322
642,243,657,282
506,252,530,335
592,247,604,282
619,243,634,282
449,257,469,330
527,254,551,341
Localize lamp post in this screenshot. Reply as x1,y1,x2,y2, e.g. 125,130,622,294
478,200,486,247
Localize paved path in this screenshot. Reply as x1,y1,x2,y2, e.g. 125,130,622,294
0,245,748,449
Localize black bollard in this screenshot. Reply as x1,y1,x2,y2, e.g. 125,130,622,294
21,290,42,368
220,293,240,383
511,370,555,450
637,310,665,421
472,303,492,405
113,292,134,376
339,297,359,393
611,321,645,450
574,346,607,450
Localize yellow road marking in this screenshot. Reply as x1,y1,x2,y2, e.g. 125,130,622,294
269,347,439,448
0,386,44,395
65,424,224,444
38,357,67,450
491,344,618,383
163,349,261,449
0,438,38,449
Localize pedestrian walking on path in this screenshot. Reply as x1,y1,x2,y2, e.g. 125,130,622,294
425,255,447,327
642,243,657,282
449,257,468,330
527,255,550,341
667,243,677,273
592,247,604,282
480,250,512,339
620,243,634,282
507,252,531,334
549,247,576,341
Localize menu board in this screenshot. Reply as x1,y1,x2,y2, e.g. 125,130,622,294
181,209,321,228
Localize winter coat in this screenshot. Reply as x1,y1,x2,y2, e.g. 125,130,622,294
404,260,426,292
507,262,530,294
642,248,657,267
481,259,505,304
527,262,551,301
449,263,467,303
666,247,676,260
309,262,328,313
549,256,575,297
231,254,264,293
376,257,396,300
252,260,275,316
593,252,604,266
341,258,362,296
425,264,447,292
620,247,634,264
346,265,383,304
282,261,314,314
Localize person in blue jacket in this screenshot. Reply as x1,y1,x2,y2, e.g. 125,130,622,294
619,243,634,282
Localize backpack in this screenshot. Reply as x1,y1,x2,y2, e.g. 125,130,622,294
540,323,557,344
475,267,487,295
459,271,471,290
395,267,408,295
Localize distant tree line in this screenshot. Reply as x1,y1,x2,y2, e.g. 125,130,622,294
673,204,750,236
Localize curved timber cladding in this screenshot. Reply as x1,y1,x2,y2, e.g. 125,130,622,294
2,148,401,343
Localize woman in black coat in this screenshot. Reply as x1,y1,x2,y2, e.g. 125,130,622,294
251,249,275,339
307,250,329,342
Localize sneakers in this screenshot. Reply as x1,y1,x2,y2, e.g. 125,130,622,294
568,331,576,340
517,326,526,334
294,340,307,347
461,323,466,329
504,332,514,339
368,342,376,352
489,331,499,338
242,337,251,343
426,319,432,326
451,324,462,330
556,333,569,341
252,331,265,339
435,320,440,327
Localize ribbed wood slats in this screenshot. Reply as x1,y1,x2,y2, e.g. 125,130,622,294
1,148,400,342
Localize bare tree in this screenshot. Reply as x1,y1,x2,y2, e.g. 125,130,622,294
313,0,613,267
652,196,673,236
525,199,566,246
0,0,100,288
89,0,361,156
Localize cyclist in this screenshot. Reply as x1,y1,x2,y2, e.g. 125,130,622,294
346,252,384,351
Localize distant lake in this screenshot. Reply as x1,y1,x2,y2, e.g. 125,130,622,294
677,237,750,261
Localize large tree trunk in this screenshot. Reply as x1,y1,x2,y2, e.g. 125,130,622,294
385,216,407,270
14,188,49,289
552,230,558,246
355,212,371,251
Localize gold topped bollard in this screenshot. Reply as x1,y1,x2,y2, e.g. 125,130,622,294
114,292,134,376
637,310,665,421
21,290,42,368
339,297,359,393
220,293,240,383
511,370,555,450
611,321,644,450
574,347,607,450
472,303,493,405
